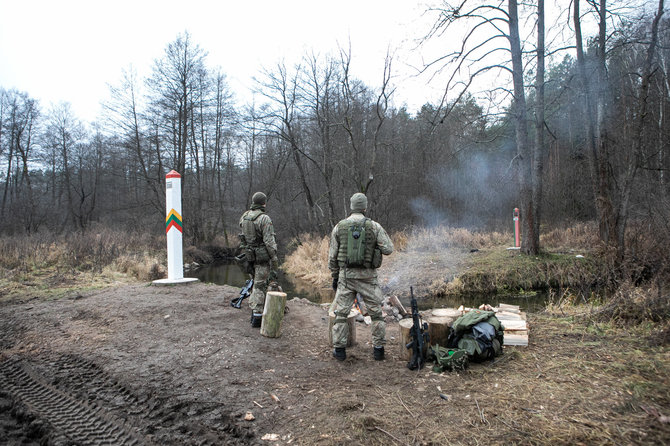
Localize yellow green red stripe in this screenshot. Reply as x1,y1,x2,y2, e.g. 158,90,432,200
165,209,183,233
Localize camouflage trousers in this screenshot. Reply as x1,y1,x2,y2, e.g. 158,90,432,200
249,263,270,313
331,276,386,348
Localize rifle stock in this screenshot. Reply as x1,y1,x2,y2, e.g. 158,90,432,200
231,278,254,309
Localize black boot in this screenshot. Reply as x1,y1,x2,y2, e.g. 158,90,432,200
332,347,346,361
373,346,385,361
250,312,262,328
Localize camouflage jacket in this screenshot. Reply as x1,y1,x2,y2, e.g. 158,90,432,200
239,206,278,263
328,212,393,279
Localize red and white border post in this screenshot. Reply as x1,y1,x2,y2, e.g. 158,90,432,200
513,207,521,248
152,170,198,285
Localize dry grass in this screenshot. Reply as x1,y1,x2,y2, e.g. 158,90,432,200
541,222,600,251
398,226,511,252
0,227,167,300
548,282,670,327
111,254,166,282
0,227,164,272
282,234,332,287
282,226,513,290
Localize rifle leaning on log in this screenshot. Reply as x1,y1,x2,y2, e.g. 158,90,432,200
231,279,254,309
406,286,429,370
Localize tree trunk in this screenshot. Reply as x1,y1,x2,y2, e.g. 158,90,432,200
574,0,617,248
508,0,536,254
615,0,665,256
532,0,546,254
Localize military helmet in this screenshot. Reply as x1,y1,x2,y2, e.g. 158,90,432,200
252,191,267,206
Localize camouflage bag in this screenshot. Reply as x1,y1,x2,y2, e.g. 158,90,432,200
430,344,469,372
448,310,505,363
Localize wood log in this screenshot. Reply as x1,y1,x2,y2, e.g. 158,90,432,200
389,295,408,316
498,303,521,313
431,308,461,319
328,309,358,347
399,318,414,361
426,315,455,348
504,333,528,346
260,291,287,338
500,319,527,331
495,311,523,321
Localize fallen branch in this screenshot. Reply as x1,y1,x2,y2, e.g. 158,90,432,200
396,392,416,418
475,398,487,424
375,426,405,445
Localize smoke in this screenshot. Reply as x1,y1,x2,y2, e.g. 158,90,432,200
409,146,517,230
409,196,449,227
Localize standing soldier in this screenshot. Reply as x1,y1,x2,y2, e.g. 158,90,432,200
239,192,278,327
329,193,394,361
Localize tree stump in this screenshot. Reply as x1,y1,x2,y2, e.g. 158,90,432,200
426,315,455,348
399,318,414,361
260,291,287,338
328,309,357,347
400,316,433,361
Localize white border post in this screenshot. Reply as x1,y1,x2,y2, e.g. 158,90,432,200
152,170,198,285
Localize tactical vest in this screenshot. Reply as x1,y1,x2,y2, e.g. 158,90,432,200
336,218,377,268
241,209,264,246
240,209,272,264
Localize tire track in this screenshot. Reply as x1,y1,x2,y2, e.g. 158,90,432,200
0,358,145,445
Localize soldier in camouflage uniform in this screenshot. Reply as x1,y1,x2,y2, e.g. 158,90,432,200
239,192,279,327
329,193,394,361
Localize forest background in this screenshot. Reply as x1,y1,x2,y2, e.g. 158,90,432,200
0,0,668,291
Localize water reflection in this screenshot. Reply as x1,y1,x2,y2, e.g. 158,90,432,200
186,262,335,304
188,262,547,312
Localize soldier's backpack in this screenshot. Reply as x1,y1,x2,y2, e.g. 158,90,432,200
447,310,504,363
345,219,369,267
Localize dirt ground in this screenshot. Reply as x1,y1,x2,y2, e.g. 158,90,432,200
1,243,669,445
1,279,669,445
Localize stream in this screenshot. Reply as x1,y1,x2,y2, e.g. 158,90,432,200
186,262,334,303
187,262,548,313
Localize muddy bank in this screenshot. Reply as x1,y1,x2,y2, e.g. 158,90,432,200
1,282,668,445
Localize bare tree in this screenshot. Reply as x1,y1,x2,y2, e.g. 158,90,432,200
422,0,543,253
147,31,207,177
256,62,318,229
574,0,666,258
44,102,88,230
104,66,163,213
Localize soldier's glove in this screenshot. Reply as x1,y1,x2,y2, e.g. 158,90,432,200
332,277,338,291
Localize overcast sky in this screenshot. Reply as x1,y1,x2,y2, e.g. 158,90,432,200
0,0,446,122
